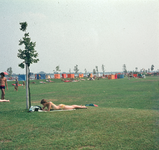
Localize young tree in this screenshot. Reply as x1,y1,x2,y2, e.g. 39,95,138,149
96,66,98,74
151,65,154,71
84,68,87,77
17,22,39,109
7,67,13,77
123,64,127,74
69,68,71,73
74,65,79,74
53,65,61,74
102,64,105,75
93,69,96,75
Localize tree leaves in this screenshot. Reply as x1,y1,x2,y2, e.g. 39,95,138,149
20,22,27,32
18,63,25,69
7,67,13,77
151,65,154,71
18,22,39,69
74,65,79,73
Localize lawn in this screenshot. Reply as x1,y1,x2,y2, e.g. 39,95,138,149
0,76,159,150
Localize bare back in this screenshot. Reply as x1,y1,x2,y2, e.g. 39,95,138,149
0,77,7,86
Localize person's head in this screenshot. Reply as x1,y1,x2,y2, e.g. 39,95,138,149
40,99,48,105
0,72,5,77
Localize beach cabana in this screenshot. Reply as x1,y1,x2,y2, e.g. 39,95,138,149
62,74,66,78
18,75,26,81
120,74,124,78
54,74,60,79
138,74,143,78
67,74,74,78
36,74,46,79
133,74,137,77
79,74,84,78
46,75,51,79
108,75,115,79
90,73,93,78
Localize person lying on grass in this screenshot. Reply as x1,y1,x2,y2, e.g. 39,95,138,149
40,99,87,111
48,79,54,82
0,99,10,102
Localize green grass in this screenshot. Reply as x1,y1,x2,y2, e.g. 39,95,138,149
0,76,159,150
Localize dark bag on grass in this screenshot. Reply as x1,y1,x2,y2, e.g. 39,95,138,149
29,106,42,112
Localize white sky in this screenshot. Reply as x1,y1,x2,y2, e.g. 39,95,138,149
0,0,159,74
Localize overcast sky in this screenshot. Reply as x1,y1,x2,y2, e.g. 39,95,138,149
0,0,159,74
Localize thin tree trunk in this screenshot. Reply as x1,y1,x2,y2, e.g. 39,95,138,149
26,63,29,109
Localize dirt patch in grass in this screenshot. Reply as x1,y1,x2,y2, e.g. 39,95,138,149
0,140,12,143
78,146,95,150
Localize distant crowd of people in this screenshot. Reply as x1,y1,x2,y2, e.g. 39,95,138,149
1,71,147,102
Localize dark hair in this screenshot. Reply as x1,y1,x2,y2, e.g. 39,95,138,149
0,72,5,77
40,99,47,104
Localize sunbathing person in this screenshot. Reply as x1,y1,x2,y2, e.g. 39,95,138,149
40,99,87,111
80,79,85,81
48,79,54,82
0,99,10,102
40,81,46,84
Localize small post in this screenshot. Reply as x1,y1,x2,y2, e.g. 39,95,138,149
26,62,29,109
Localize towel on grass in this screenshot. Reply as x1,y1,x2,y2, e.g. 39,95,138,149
38,109,76,112
85,104,98,107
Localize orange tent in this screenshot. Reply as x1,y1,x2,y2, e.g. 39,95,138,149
54,74,60,79
62,74,66,78
67,74,74,78
79,74,84,78
108,75,115,79
90,73,93,78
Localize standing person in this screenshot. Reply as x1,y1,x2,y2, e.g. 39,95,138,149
14,78,18,91
0,72,8,100
23,81,25,89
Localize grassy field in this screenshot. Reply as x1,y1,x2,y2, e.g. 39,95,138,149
0,76,159,150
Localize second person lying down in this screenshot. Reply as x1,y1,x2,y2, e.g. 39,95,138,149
40,99,87,111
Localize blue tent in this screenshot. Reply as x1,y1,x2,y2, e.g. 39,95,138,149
120,74,124,78
117,74,120,79
117,74,124,79
36,74,46,79
18,75,26,81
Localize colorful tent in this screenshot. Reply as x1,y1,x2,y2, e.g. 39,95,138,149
36,74,46,79
79,74,83,78
108,75,115,79
62,74,66,78
120,74,124,78
133,74,137,77
54,74,60,79
67,74,74,78
18,75,26,81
